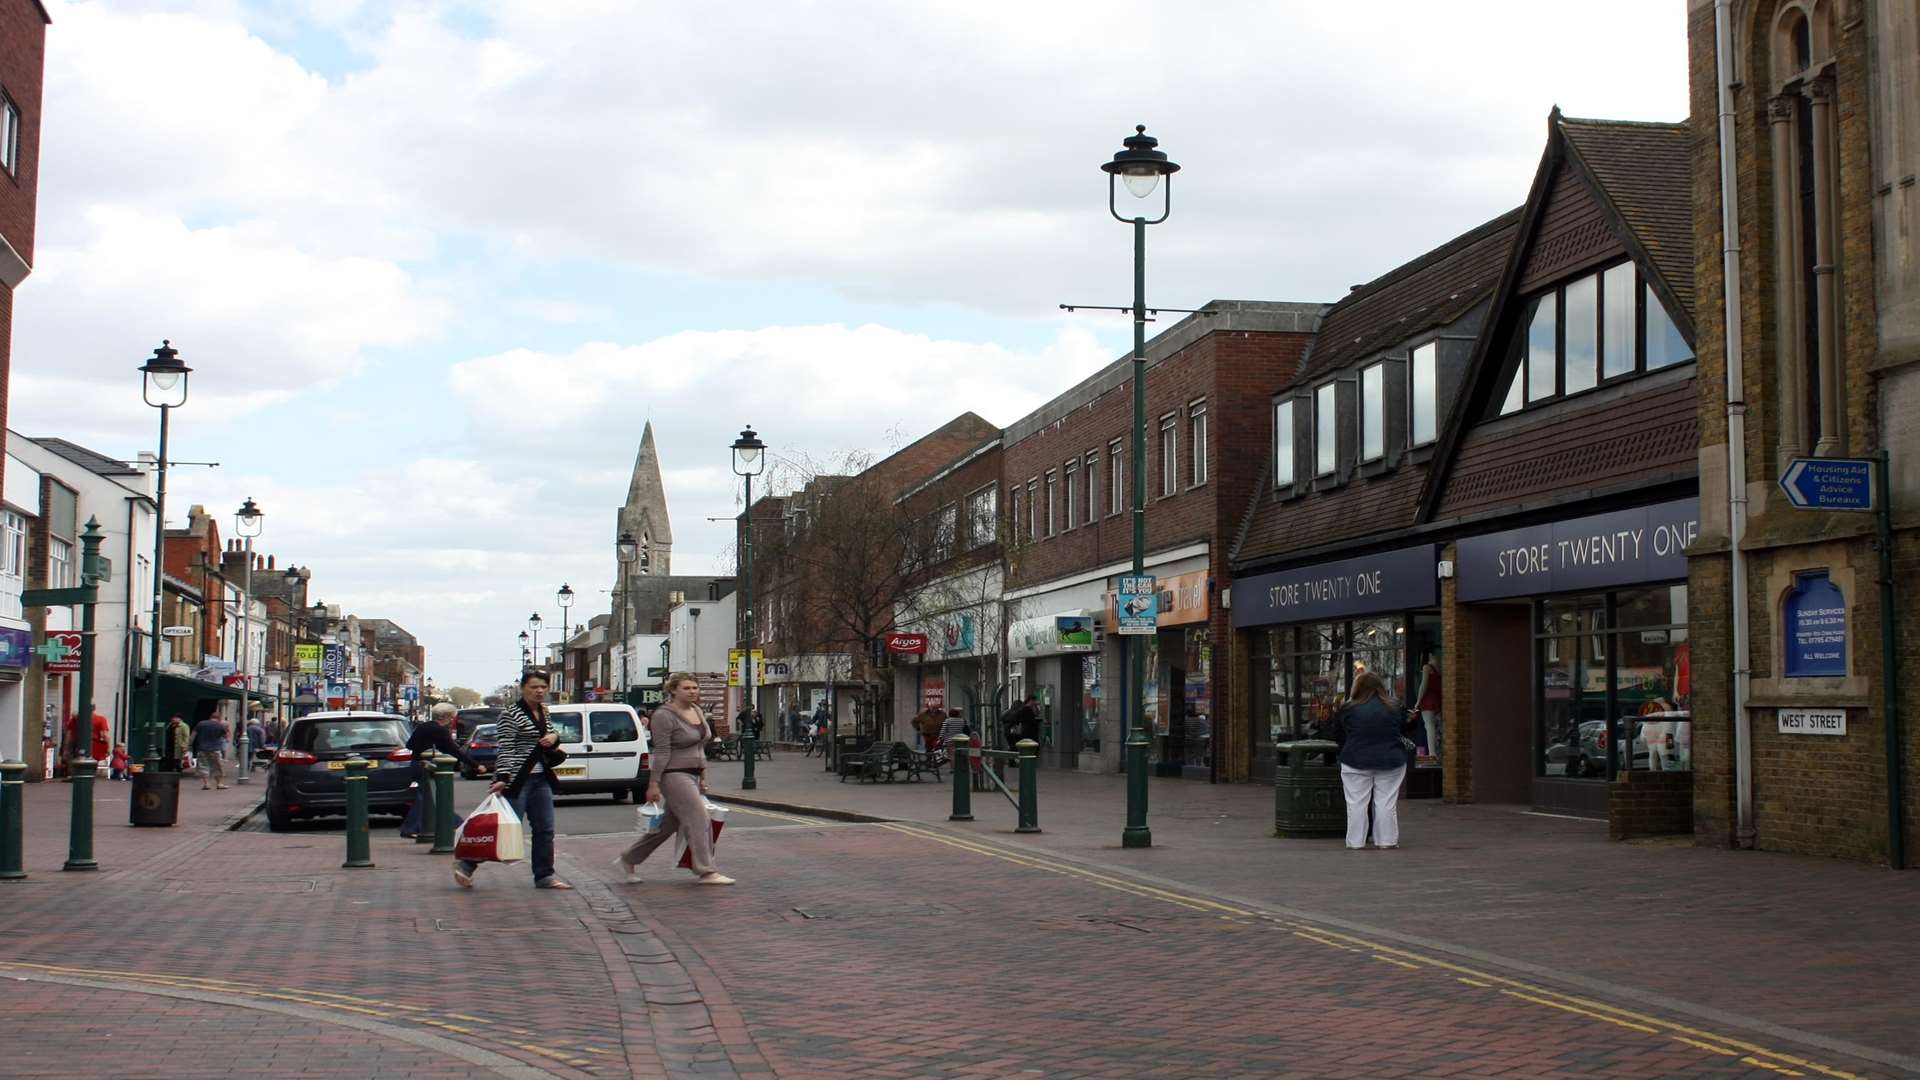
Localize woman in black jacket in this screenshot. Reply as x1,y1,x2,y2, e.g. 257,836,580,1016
1335,670,1411,850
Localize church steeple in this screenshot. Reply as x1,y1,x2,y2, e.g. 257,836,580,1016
617,422,672,576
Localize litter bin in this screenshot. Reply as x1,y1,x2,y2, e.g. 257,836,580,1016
1273,739,1343,838
835,734,875,777
129,768,180,827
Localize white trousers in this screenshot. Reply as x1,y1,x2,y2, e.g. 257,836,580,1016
1340,764,1407,849
1421,710,1441,758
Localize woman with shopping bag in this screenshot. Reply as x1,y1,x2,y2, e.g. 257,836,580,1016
453,669,573,890
614,672,735,886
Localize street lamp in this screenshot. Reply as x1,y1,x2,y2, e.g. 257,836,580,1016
1101,125,1179,850
527,612,543,679
137,342,191,791
234,497,263,784
617,531,639,692
556,583,574,700
731,425,765,791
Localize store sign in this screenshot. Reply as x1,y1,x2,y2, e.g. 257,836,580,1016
726,649,765,687
1105,569,1209,629
1231,545,1438,627
322,644,347,679
1008,612,1099,658
1783,571,1846,678
885,631,930,655
1116,576,1158,635
939,615,977,656
42,631,82,673
1455,499,1699,602
294,644,323,674
921,675,945,712
0,626,30,669
1779,709,1847,736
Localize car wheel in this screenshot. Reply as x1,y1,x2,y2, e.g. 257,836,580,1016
610,787,628,803
267,806,292,832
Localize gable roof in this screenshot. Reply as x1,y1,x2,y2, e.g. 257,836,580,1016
1415,109,1696,525
1289,207,1523,388
32,436,144,479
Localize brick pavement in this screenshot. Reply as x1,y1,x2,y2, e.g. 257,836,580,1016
708,754,1920,1074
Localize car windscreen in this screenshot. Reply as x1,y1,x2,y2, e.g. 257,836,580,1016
469,725,497,742
590,710,638,742
291,718,410,753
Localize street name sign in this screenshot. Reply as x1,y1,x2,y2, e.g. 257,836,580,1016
1778,457,1875,511
1779,709,1847,736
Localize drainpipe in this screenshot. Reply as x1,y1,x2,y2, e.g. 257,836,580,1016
1714,0,1755,848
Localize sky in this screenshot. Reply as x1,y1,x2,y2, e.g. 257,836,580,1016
10,0,1691,694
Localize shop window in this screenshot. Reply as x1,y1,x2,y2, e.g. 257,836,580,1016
1314,384,1336,475
1081,652,1102,752
1410,343,1437,446
1274,399,1295,486
1536,588,1690,779
1189,399,1208,486
1159,413,1177,497
1359,363,1385,461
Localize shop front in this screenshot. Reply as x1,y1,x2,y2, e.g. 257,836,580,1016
1006,610,1099,769
1233,545,1443,785
891,607,999,749
1104,569,1215,779
1451,497,1698,818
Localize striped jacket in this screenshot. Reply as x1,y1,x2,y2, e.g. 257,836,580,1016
492,701,549,795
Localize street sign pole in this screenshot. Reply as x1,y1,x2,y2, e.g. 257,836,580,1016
1874,452,1905,871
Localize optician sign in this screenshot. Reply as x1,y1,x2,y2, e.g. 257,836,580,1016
1231,545,1438,628
1455,498,1699,602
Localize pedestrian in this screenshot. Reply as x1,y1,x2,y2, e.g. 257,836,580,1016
614,672,734,886
402,702,486,838
1000,694,1041,749
109,742,129,781
88,711,110,765
912,707,943,752
454,669,571,890
1332,670,1411,851
245,713,271,759
192,711,230,790
167,714,193,774
938,707,969,747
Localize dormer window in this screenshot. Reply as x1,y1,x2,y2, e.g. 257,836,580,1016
1359,364,1385,462
1314,384,1337,475
1497,260,1693,416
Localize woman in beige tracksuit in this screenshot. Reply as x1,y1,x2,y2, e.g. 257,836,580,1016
614,672,734,886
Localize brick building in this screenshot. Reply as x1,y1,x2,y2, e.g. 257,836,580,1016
998,301,1318,776
1685,0,1920,864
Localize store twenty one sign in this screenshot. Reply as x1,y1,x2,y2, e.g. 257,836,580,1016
1454,498,1699,602
1231,545,1438,628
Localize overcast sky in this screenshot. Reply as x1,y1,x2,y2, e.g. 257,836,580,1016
12,0,1690,694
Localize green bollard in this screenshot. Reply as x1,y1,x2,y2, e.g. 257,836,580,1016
412,754,436,845
1,760,26,881
949,735,973,822
1015,739,1041,834
342,758,374,869
64,756,99,872
431,752,458,854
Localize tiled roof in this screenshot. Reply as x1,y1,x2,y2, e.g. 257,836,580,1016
1558,116,1695,320
33,437,144,479
1290,208,1522,387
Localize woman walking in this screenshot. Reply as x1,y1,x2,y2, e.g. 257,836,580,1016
1336,670,1411,850
614,672,734,886
453,669,571,890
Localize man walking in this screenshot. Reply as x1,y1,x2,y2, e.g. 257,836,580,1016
1001,694,1041,749
402,702,485,838
192,711,230,790
454,670,570,890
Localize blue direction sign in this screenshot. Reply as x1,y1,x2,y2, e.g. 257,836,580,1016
1779,457,1875,512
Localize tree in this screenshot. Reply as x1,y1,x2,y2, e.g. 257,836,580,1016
446,686,482,708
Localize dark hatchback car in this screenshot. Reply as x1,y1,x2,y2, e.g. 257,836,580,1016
266,712,417,831
460,723,499,779
455,707,501,744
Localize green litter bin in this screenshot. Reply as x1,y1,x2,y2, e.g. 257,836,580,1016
1274,739,1344,838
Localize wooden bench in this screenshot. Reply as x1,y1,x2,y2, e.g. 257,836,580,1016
840,741,941,784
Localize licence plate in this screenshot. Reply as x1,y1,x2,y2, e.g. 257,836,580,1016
326,760,348,770
555,766,585,777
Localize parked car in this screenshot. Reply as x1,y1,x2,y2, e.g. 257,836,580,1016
460,723,499,779
1544,719,1609,778
544,703,650,801
455,707,500,744
1630,711,1693,771
266,712,417,831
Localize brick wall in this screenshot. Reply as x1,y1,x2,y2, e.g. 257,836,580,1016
0,0,46,270
1439,558,1475,802
1609,770,1694,840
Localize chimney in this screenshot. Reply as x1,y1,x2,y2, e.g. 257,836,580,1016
267,555,276,570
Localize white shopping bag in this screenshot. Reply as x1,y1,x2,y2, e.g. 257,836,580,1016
636,800,667,835
674,799,729,869
454,793,526,863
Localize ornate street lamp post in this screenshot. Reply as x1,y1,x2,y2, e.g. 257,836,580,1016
527,612,543,678
556,583,574,700
132,342,191,828
616,531,639,692
1101,126,1180,850
234,497,263,783
731,426,765,791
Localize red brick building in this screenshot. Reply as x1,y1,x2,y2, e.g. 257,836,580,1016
0,0,47,515
998,301,1319,775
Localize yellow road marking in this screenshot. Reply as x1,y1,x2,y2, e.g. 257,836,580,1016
509,1041,593,1067
1291,931,1357,951
1743,1056,1807,1076
1372,954,1422,971
873,825,1865,1080
1673,1035,1740,1057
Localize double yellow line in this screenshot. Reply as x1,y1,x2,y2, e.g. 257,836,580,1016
877,822,1865,1080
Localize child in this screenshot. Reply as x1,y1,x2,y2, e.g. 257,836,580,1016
109,742,129,781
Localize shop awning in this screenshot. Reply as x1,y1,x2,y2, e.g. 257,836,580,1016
127,672,276,759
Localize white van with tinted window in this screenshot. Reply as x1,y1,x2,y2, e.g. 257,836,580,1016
544,703,650,801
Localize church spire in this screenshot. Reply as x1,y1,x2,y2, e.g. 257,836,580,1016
618,422,672,575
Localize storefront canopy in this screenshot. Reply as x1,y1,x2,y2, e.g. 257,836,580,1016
128,672,275,759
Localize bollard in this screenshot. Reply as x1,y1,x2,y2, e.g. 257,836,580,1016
431,752,458,854
1,760,26,881
1015,739,1041,834
64,756,99,872
342,758,374,869
412,754,436,845
949,735,973,822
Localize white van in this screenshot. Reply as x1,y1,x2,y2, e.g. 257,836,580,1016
544,703,650,801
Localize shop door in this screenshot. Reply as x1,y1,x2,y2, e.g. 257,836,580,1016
1157,653,1186,777
1049,656,1083,767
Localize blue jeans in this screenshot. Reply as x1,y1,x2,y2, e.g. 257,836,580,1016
458,773,557,884
400,762,429,835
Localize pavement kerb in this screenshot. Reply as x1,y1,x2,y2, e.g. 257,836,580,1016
3,966,560,1080
220,796,266,831
707,792,894,824
882,820,1920,1079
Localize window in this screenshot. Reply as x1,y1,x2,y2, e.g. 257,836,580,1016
1563,274,1599,395
1188,400,1208,486
1085,451,1099,524
1026,478,1038,542
1,98,17,177
1526,295,1558,403
49,538,73,589
1,511,23,579
967,485,996,548
590,710,640,742
1602,262,1637,379
1646,283,1693,370
1410,343,1438,445
1536,587,1690,779
1274,400,1295,486
1044,470,1057,537
1064,459,1078,529
1007,484,1022,547
1108,439,1123,515
1315,384,1337,475
1359,364,1385,461
1159,414,1178,497
932,503,957,562
1499,365,1524,415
